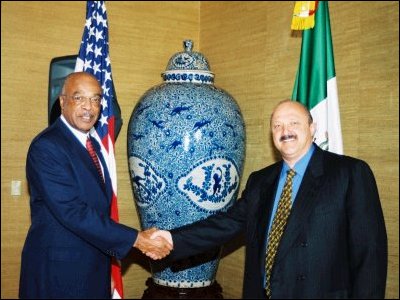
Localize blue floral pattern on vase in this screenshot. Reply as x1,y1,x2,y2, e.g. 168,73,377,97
129,156,167,208
127,40,245,288
177,157,239,212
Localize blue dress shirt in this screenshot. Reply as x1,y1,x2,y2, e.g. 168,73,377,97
263,144,315,287
267,143,316,238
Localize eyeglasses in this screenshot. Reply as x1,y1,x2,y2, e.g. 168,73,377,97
61,94,102,106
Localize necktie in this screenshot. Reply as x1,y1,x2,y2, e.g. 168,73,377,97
265,169,296,298
86,136,104,183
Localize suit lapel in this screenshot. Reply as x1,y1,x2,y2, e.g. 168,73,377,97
252,163,282,247
57,119,92,169
56,119,110,201
274,147,325,265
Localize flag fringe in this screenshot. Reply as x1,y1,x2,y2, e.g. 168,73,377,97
291,16,315,30
291,1,318,30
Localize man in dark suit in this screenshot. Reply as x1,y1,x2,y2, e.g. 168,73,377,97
19,72,172,299
151,100,387,299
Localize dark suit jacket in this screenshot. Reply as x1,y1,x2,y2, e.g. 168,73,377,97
19,118,137,299
168,145,387,299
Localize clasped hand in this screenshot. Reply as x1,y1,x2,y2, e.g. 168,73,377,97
133,227,173,260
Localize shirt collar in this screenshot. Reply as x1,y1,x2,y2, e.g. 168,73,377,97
282,143,315,177
60,115,90,148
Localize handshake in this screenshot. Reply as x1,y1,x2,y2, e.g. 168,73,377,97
133,228,173,260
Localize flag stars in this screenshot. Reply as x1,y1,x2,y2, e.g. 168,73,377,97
85,18,91,29
95,29,104,42
101,98,108,110
83,59,92,70
99,114,108,127
86,43,94,55
92,62,101,75
103,86,110,96
94,12,101,24
94,45,103,58
105,55,111,67
88,26,95,38
77,2,115,140
104,70,112,82
97,14,107,28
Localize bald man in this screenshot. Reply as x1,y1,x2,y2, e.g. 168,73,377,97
19,72,172,298
152,100,387,299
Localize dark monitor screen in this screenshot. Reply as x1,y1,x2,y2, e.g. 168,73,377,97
48,55,77,126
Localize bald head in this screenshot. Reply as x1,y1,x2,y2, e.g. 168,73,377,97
270,99,313,126
61,72,101,95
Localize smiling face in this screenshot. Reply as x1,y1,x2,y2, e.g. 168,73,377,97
270,100,316,167
59,72,102,133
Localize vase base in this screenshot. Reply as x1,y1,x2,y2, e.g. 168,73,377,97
142,277,223,299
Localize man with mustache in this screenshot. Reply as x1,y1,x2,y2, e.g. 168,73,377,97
19,72,173,299
151,99,387,299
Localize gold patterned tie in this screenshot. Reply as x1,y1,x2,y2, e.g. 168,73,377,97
265,169,296,298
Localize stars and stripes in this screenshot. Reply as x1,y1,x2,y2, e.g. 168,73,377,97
75,1,124,298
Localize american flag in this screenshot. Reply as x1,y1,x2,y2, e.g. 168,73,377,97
74,1,123,298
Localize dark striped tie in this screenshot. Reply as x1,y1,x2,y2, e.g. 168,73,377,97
265,169,296,298
86,137,104,183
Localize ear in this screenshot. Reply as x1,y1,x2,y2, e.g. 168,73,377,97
310,122,317,137
59,96,64,111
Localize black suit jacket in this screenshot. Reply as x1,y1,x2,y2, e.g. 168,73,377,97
167,145,387,299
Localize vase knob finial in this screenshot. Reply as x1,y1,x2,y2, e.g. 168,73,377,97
184,40,193,52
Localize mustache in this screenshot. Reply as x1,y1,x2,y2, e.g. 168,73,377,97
81,112,95,118
280,134,297,142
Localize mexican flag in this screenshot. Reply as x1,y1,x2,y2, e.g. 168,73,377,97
292,1,343,154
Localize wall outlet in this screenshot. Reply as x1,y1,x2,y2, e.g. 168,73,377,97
11,180,22,196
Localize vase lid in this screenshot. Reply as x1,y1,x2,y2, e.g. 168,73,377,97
162,40,214,84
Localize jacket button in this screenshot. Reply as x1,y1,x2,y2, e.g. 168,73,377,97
297,275,306,281
300,242,308,247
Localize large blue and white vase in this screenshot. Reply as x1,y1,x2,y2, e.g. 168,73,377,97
128,40,245,288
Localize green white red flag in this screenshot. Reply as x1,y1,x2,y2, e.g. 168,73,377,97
292,1,343,154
